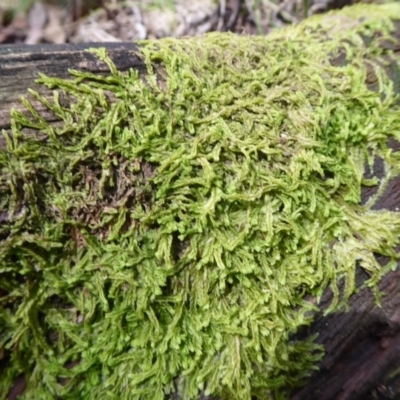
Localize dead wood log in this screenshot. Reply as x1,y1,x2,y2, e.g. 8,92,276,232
0,42,144,133
0,32,400,400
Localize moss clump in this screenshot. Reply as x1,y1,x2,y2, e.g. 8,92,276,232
1,3,400,399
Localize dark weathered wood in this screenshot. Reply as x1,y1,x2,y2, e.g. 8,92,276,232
291,257,400,400
0,34,400,399
0,42,145,138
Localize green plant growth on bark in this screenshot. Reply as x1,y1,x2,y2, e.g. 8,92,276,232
1,3,400,399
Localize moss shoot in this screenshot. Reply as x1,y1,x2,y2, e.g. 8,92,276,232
1,3,400,400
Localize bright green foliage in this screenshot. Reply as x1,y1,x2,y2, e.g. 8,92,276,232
1,4,400,399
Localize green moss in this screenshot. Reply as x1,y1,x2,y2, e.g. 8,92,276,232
1,3,400,399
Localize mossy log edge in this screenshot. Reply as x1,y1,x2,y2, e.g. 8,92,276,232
0,33,400,400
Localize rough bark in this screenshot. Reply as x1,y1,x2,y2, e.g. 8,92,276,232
0,37,400,400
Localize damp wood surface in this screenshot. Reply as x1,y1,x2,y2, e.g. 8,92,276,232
0,33,400,400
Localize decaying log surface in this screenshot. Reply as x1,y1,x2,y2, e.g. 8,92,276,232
292,268,400,400
0,42,144,136
0,38,400,400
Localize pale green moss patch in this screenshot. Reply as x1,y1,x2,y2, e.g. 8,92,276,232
1,4,400,400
